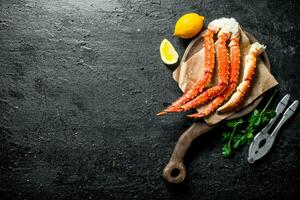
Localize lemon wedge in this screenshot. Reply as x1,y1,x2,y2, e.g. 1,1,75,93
174,13,205,39
160,39,179,65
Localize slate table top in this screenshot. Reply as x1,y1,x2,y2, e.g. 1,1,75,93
0,0,299,199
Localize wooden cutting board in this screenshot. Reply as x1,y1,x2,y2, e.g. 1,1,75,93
163,31,273,184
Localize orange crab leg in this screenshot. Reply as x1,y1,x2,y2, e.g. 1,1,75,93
180,32,230,112
156,28,216,116
217,42,266,113
187,33,240,118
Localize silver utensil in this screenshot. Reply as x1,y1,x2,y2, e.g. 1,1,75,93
248,94,299,163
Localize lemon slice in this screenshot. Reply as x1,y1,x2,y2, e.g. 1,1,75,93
160,39,179,65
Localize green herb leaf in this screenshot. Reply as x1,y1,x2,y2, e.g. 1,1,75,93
221,90,277,158
233,138,241,149
246,131,254,141
233,134,248,149
261,110,276,124
240,135,248,146
248,109,261,126
222,144,231,157
232,134,241,143
226,118,243,128
222,132,231,141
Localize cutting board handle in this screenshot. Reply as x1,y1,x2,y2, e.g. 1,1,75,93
163,122,214,183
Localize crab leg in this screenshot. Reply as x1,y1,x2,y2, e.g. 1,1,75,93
180,31,230,112
156,28,216,116
187,33,240,118
217,42,266,113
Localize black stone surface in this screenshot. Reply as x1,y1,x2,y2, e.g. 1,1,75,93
0,0,299,199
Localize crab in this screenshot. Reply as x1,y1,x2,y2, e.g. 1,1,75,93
157,18,266,118
216,42,266,113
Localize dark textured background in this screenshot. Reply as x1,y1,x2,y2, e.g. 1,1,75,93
0,0,299,199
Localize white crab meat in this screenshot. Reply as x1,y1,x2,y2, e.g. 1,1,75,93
209,17,239,35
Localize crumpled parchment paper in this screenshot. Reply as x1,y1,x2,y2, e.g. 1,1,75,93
172,29,278,125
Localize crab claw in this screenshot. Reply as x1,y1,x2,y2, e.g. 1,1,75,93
156,111,167,116
217,42,266,113
157,28,216,115
186,112,207,118
156,106,184,116
179,30,231,111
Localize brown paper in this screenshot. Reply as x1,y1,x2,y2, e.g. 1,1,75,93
173,29,278,125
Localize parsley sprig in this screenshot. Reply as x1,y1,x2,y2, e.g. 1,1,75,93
222,91,277,157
